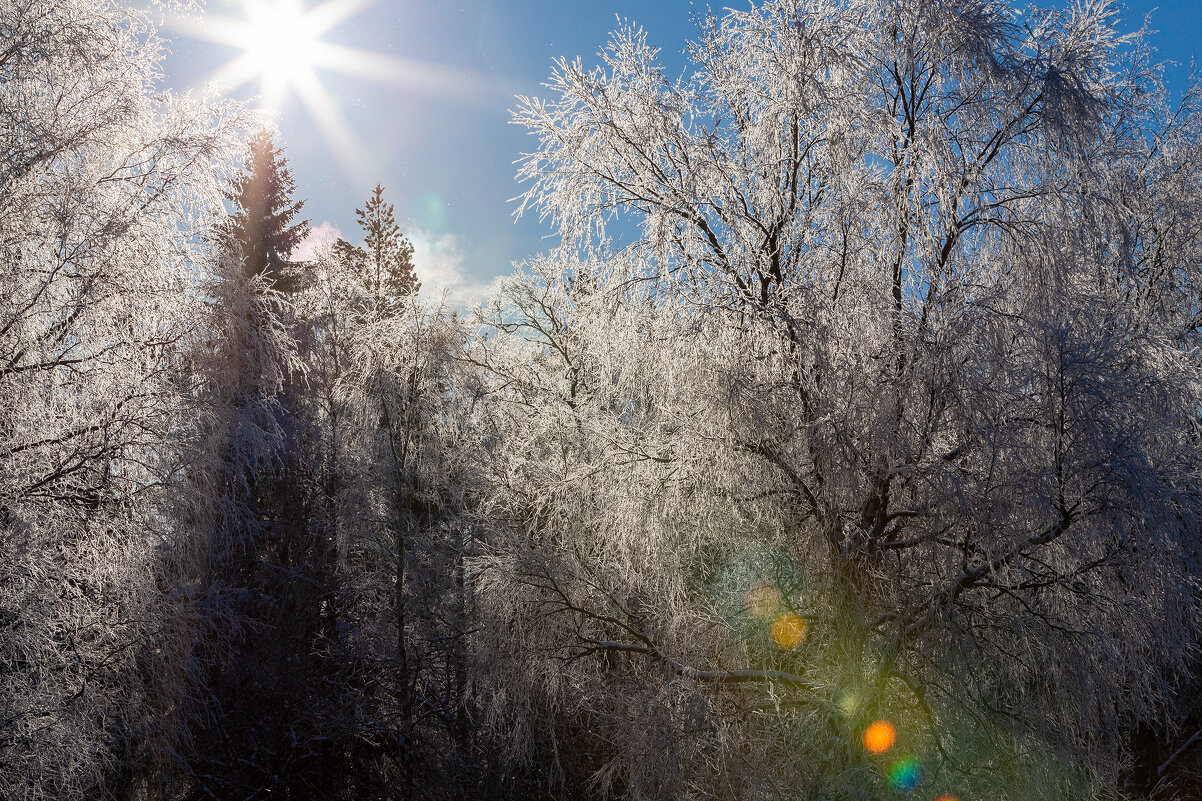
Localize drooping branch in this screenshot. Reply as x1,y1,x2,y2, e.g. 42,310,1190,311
582,641,816,690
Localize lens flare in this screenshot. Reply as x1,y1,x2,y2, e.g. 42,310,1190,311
770,611,807,650
887,757,922,791
932,795,959,801
862,720,896,754
746,582,782,618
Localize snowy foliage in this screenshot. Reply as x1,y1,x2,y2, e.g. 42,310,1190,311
472,1,1202,797
3,1,1201,799
0,1,252,797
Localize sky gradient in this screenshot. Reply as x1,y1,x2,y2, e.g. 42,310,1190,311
157,0,1202,301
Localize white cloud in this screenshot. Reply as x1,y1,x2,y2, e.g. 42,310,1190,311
406,226,490,308
292,220,343,262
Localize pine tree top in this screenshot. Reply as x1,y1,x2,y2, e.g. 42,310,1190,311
346,184,420,299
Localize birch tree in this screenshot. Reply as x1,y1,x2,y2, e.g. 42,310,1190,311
0,1,250,798
476,1,1202,798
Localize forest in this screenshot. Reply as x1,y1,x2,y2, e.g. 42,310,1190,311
2,0,1202,799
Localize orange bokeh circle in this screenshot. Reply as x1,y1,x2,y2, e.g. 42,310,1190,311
862,719,896,754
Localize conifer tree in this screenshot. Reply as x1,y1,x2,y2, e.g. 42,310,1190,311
226,130,310,291
183,130,336,798
337,184,419,300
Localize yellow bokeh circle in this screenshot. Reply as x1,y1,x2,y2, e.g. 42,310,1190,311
770,611,807,650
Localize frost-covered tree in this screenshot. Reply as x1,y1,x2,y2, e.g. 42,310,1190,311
475,1,1202,798
289,240,484,799
175,127,343,797
0,1,250,798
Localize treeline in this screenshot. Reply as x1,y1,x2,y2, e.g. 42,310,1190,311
4,1,1202,800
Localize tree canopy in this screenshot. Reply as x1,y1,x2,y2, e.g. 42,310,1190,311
2,1,1201,800
480,0,1202,796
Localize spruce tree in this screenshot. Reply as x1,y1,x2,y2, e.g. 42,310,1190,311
191,131,339,797
226,130,310,291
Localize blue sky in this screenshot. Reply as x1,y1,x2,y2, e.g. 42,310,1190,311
157,0,1202,300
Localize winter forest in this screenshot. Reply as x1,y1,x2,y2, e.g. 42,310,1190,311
3,0,1202,799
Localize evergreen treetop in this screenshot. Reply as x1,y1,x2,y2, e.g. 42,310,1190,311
337,184,419,300
227,130,310,291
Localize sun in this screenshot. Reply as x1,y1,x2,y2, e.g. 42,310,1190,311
164,0,377,167
189,0,338,112
243,1,317,95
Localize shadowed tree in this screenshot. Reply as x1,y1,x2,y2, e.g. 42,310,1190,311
226,129,310,291
178,128,351,800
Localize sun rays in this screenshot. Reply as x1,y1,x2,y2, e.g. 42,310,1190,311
162,0,509,172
